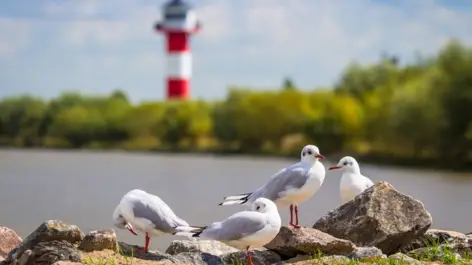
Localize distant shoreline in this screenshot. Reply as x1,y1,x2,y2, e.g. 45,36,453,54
1,146,472,173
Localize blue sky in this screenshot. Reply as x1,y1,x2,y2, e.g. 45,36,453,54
1,0,471,103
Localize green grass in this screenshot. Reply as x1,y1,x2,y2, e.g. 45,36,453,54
81,243,135,265
301,240,472,265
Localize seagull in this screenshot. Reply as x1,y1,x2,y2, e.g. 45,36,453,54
112,189,190,253
219,145,326,228
329,156,374,204
174,198,281,265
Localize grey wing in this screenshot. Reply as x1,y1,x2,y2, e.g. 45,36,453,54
131,196,187,233
257,165,309,201
203,211,266,241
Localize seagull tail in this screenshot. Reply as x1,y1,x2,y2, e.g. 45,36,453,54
218,192,252,206
173,226,207,238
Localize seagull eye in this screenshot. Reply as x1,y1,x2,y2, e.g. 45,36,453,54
307,150,312,155
256,206,261,210
343,162,348,165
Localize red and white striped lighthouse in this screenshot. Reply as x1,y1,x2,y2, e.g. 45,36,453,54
154,0,201,100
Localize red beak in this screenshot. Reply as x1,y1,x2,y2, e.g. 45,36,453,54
329,165,342,170
127,226,138,236
315,154,325,159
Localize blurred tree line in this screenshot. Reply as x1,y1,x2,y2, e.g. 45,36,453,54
1,40,471,168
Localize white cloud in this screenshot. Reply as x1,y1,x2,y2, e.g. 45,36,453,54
197,1,232,42
0,19,31,57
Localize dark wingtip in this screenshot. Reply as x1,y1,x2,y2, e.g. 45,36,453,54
218,202,223,206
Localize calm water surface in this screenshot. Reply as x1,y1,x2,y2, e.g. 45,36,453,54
0,149,471,250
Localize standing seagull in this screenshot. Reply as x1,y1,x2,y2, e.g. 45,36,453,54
174,198,281,265
329,156,374,204
219,145,326,228
112,189,190,253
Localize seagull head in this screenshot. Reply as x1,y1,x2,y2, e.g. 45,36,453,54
329,156,360,174
252,198,277,214
300,145,324,163
113,214,138,236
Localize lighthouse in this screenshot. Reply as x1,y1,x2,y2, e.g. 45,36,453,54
154,0,201,100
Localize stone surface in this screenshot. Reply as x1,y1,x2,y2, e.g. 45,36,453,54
277,255,350,265
117,242,178,262
16,240,81,265
281,255,311,263
165,240,238,256
51,262,82,265
5,220,84,264
79,229,118,252
172,248,281,265
265,226,356,258
348,246,386,260
221,248,281,265
402,229,467,252
173,252,222,264
389,253,421,264
313,181,432,255
0,227,22,257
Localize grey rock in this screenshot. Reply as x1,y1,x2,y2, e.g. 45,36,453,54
348,246,386,260
402,229,467,252
173,248,281,265
51,262,82,265
117,241,178,262
278,254,311,263
265,226,356,258
389,253,421,264
173,252,222,265
275,255,350,265
17,250,32,265
166,240,238,256
15,240,80,265
79,229,118,252
313,181,432,255
5,220,84,264
221,248,281,265
0,227,22,257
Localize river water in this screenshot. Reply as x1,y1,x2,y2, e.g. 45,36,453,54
0,149,471,251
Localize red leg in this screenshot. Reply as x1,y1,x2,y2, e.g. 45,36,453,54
247,247,254,265
136,233,150,253
289,204,294,226
293,205,301,228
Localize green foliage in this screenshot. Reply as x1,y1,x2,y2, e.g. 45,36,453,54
1,40,472,168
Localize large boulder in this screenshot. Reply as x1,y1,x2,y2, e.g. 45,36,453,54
265,226,356,258
313,181,432,255
15,240,81,265
4,220,84,265
79,229,118,252
0,227,22,257
166,240,238,256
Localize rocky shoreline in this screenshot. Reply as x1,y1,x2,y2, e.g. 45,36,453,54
1,181,472,265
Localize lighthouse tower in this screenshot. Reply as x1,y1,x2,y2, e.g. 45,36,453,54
154,0,201,100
